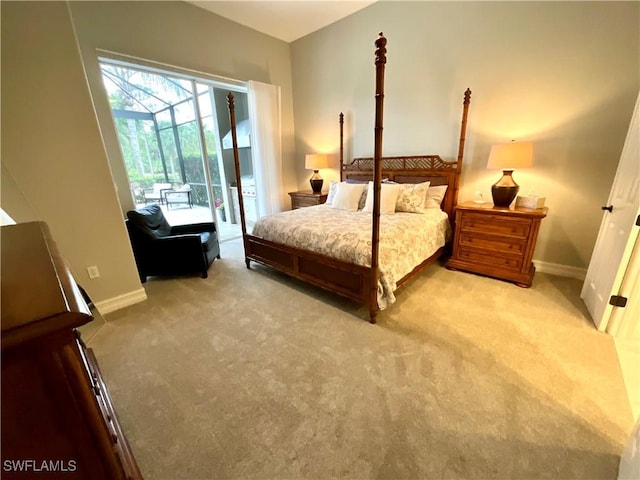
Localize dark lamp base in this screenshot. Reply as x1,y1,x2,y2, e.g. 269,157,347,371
491,170,519,207
310,179,324,193
309,170,323,193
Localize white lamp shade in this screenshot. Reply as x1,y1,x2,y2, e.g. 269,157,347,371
305,153,329,170
487,141,534,170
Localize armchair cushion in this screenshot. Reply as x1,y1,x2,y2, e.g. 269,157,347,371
126,205,220,282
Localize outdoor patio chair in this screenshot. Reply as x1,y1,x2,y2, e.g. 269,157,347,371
143,183,172,205
126,204,220,283
130,182,145,205
164,183,193,209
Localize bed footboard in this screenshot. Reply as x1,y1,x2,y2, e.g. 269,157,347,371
245,235,376,319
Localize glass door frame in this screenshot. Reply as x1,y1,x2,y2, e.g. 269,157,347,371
192,81,231,226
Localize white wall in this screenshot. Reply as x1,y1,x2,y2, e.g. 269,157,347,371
290,1,640,270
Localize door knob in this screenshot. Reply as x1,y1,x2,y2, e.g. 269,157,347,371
601,205,613,212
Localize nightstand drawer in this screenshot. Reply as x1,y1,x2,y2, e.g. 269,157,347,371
458,248,523,270
460,213,531,238
289,191,328,210
459,232,526,256
294,197,320,208
447,202,547,287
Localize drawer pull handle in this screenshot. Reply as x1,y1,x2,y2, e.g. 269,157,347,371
601,205,613,212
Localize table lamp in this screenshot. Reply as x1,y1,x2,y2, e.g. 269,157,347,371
305,153,329,193
486,141,534,207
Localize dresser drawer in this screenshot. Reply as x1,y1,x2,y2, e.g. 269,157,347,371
459,232,526,256
460,212,531,238
79,340,142,479
458,248,523,270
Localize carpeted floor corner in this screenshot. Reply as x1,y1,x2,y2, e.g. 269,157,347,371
85,238,634,479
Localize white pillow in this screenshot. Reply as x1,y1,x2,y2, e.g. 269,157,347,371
331,183,366,211
326,181,369,208
362,182,402,215
326,180,339,204
425,185,448,208
395,181,430,213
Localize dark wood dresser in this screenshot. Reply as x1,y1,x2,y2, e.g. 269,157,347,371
446,201,548,287
288,191,328,209
1,222,142,479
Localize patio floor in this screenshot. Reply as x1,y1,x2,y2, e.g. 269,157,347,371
136,203,245,242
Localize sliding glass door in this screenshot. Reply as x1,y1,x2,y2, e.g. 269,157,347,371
100,60,249,241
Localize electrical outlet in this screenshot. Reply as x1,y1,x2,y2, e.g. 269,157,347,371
87,266,100,279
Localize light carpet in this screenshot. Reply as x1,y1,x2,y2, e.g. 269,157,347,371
88,238,634,479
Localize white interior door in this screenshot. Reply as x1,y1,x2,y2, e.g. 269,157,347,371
608,235,640,338
581,91,640,330
610,235,640,422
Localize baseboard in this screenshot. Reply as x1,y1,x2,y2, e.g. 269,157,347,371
94,287,147,315
533,260,587,280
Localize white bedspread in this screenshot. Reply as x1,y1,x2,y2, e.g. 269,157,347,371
251,204,451,308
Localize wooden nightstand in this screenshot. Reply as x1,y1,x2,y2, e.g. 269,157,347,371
446,201,548,287
288,191,328,209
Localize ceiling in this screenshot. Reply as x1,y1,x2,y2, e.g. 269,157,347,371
186,1,376,43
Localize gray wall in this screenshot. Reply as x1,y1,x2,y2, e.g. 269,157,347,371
68,0,297,218
1,1,296,306
291,1,640,270
1,1,142,304
2,0,637,309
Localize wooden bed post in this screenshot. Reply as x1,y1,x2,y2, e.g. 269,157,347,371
227,92,250,268
453,88,472,207
339,112,344,178
369,33,387,324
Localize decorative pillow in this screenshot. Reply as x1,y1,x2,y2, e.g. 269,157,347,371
425,185,448,208
331,183,366,211
326,180,340,204
362,182,402,215
358,184,368,210
395,181,430,213
347,179,389,210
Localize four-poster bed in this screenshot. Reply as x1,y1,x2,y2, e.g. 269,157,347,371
227,33,472,323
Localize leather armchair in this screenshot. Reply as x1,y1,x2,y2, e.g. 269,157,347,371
126,205,220,283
